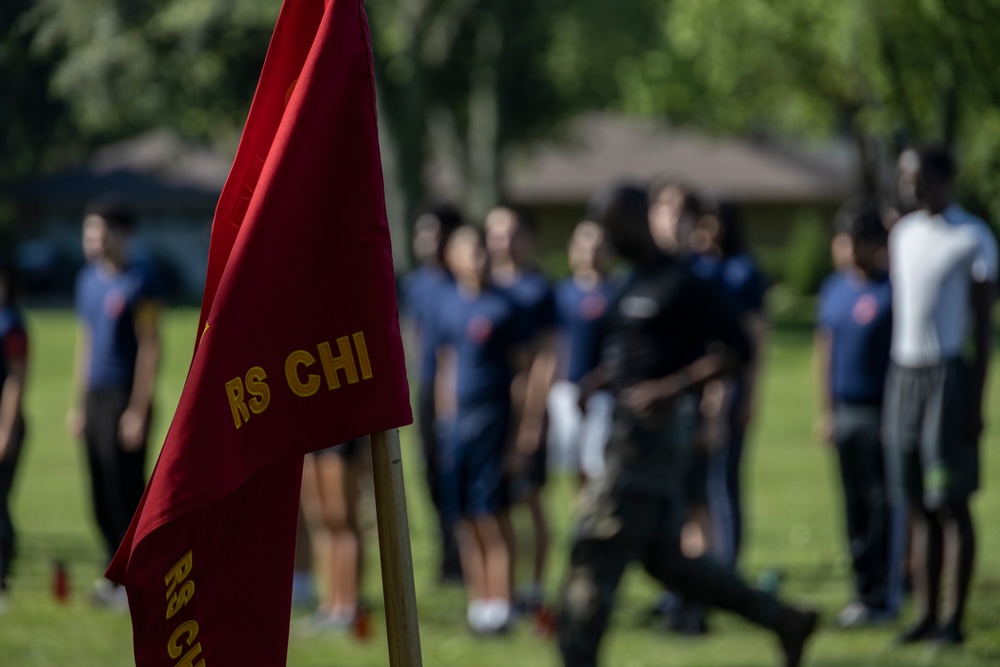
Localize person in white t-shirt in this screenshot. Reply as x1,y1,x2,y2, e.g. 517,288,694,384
884,146,996,645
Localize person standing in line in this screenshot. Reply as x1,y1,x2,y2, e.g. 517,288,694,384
0,266,28,612
688,200,770,571
432,225,529,634
485,206,557,608
884,146,996,645
548,220,616,484
300,437,371,631
558,183,817,667
399,204,464,584
647,181,717,635
67,196,162,607
815,203,896,628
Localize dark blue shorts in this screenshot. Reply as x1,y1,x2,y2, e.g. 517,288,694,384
438,402,510,522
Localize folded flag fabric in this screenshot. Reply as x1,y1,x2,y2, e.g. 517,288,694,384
106,1,412,664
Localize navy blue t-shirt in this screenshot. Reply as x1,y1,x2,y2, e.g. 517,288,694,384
75,263,163,391
431,286,523,408
0,307,28,389
689,252,769,314
495,270,557,344
817,271,893,405
400,266,454,384
554,277,617,383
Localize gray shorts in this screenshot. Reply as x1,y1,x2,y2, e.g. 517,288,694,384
883,360,978,509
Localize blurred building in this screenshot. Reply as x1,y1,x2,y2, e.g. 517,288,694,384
13,114,855,300
12,130,228,302
430,112,856,251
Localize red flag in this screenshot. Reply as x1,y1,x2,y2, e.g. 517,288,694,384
106,0,412,664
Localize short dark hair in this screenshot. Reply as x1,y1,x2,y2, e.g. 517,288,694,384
85,193,136,233
416,201,463,235
917,145,957,184
0,262,19,304
834,199,886,244
587,182,649,230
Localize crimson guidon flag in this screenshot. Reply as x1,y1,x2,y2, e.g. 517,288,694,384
106,1,412,664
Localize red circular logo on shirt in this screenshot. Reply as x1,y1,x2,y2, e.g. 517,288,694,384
467,315,493,344
104,290,127,319
579,294,607,321
852,294,878,326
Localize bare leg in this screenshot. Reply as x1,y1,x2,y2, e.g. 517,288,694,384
525,490,550,596
456,519,487,603
316,453,361,616
471,513,512,602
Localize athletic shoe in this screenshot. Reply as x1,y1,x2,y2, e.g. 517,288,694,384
837,601,895,629
307,607,356,634
895,616,939,645
91,579,128,611
776,606,819,667
933,621,965,646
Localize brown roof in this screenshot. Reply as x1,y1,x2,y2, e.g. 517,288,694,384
431,114,857,205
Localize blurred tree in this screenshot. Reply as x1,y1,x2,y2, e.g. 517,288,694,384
0,0,81,183
15,0,1000,239
583,0,1000,219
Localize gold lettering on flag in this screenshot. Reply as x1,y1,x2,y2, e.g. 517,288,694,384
164,551,205,666
225,330,374,430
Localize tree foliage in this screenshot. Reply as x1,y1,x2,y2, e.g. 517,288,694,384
6,0,1000,230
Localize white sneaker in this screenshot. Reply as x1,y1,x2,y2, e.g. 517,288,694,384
91,579,129,611
482,599,512,634
837,601,893,629
467,599,490,632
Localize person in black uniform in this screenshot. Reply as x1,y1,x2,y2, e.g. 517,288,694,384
557,183,818,667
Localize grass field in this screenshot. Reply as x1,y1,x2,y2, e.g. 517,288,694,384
2,309,1000,666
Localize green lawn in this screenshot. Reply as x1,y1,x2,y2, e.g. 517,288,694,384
2,310,1000,666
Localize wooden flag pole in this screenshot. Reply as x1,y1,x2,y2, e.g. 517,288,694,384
369,429,423,666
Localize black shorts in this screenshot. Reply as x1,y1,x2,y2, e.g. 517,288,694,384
439,403,510,521
508,412,549,501
883,360,978,509
310,437,367,461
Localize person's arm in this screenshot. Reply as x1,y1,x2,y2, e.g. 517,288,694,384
515,329,558,457
813,327,836,446
434,346,457,421
66,323,91,440
621,276,751,419
620,343,747,419
736,311,768,429
967,279,994,443
118,300,160,451
0,334,27,462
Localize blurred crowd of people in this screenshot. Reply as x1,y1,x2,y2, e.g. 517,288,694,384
0,143,993,667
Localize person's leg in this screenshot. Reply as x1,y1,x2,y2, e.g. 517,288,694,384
937,499,975,642
834,406,890,621
114,399,149,547
83,391,125,564
0,425,24,591
898,500,942,642
558,482,643,667
315,451,361,617
524,489,549,601
419,384,461,580
642,509,817,667
471,513,511,603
